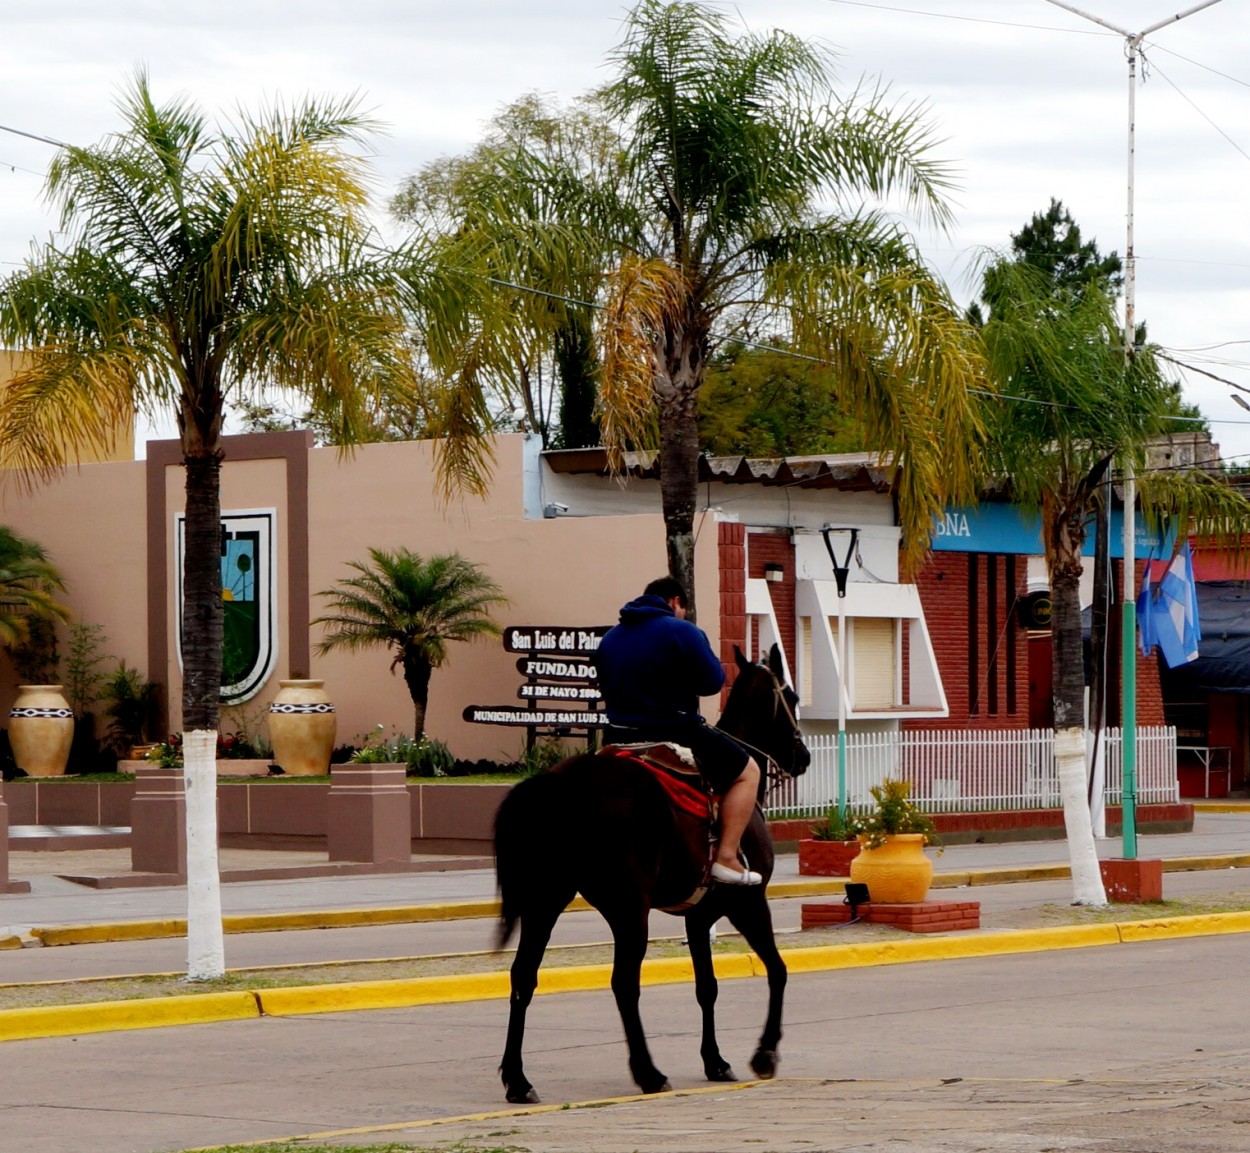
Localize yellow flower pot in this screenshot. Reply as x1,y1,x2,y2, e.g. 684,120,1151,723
849,833,933,903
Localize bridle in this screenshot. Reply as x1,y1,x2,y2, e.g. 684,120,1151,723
719,661,808,791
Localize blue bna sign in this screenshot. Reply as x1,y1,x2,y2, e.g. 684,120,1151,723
176,508,277,704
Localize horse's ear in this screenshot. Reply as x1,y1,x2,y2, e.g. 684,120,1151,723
767,643,785,679
734,645,751,672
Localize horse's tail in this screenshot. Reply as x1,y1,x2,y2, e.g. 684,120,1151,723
493,768,568,949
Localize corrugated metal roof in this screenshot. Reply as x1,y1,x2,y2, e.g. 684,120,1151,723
542,447,896,492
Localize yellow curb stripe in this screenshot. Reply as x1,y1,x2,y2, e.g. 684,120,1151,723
1116,909,1250,941
7,911,1250,1042
0,936,23,951
0,991,260,1042
32,920,188,946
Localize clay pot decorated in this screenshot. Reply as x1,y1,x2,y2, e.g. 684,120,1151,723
848,833,934,903
267,679,337,776
8,684,75,777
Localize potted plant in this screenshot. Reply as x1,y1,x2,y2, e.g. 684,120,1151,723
797,806,860,876
847,778,941,903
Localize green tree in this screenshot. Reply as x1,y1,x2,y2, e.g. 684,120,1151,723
313,549,507,741
410,1,984,618
698,344,872,457
392,92,614,452
0,72,419,735
0,71,424,978
978,249,1250,904
0,527,68,656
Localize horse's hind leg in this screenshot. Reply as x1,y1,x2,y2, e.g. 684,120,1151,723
725,893,787,1079
500,896,569,1104
603,904,670,1094
684,906,737,1082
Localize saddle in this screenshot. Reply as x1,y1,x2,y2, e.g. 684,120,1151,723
600,742,718,911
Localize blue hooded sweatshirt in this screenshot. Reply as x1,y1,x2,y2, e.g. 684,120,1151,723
594,593,725,727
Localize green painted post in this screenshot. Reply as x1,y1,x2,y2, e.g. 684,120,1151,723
1121,599,1138,859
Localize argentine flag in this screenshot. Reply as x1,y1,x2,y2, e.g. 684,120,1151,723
1138,541,1201,667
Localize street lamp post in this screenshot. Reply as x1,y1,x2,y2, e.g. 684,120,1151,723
1045,0,1224,860
822,526,860,820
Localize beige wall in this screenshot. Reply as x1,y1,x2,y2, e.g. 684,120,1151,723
0,432,723,763
0,455,148,708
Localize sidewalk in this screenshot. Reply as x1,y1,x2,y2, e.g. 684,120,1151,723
0,806,1248,1046
4,804,1249,942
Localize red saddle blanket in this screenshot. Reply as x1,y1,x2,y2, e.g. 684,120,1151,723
601,743,716,822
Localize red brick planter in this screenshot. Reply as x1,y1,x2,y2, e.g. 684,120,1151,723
797,838,860,876
1099,857,1164,903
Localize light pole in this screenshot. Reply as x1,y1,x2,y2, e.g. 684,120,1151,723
821,526,859,819
1045,0,1223,860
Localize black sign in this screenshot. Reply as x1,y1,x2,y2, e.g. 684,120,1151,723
463,704,608,728
502,625,610,655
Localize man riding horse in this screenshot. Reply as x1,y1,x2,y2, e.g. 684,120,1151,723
594,576,764,886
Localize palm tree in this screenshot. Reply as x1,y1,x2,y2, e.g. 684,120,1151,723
408,0,985,618
0,71,424,977
978,255,1250,904
0,527,69,653
313,549,506,740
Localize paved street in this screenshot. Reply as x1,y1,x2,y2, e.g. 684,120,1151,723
1,807,1249,1151
1,932,1247,1153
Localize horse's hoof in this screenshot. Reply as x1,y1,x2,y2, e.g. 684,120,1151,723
638,1073,671,1094
749,1050,779,1080
505,1086,540,1104
706,1063,738,1082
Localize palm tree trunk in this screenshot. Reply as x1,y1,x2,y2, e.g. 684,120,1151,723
656,321,705,621
182,452,224,732
404,654,433,741
181,449,226,976
1051,553,1107,906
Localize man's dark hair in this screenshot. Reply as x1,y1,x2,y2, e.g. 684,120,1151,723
644,576,686,606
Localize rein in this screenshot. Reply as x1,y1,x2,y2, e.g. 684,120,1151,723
716,665,803,795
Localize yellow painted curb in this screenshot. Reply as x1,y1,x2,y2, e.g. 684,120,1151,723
782,923,1123,973
1116,910,1250,941
259,971,512,1015
222,901,503,934
0,990,260,1042
7,910,1250,1042
0,936,23,951
32,919,188,946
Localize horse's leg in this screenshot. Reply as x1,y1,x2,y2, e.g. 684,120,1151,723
725,891,787,1079
683,905,736,1082
500,897,568,1104
603,904,670,1094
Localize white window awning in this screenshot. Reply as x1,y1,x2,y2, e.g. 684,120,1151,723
795,579,947,721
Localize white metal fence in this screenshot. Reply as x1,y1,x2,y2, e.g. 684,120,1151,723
765,726,1179,818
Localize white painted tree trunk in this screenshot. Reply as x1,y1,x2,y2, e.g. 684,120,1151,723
1055,726,1107,906
183,729,225,979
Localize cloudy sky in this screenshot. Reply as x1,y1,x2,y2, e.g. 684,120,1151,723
1,1,1247,458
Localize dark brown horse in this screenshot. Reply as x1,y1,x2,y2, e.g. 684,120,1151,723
494,645,810,1103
